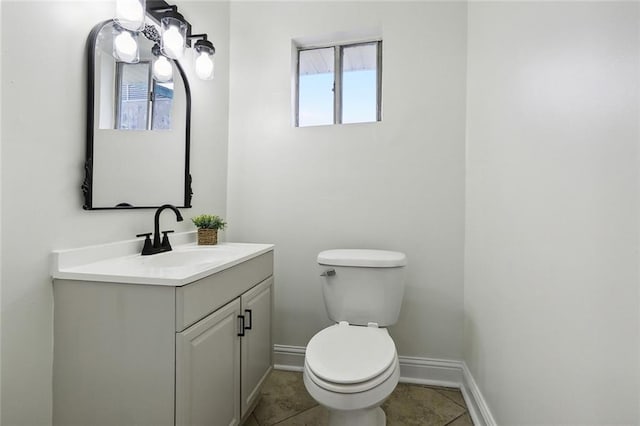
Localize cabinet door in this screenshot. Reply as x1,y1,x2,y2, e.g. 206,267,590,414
176,298,241,426
240,277,274,416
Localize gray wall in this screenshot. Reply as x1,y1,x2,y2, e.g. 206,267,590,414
226,1,467,359
0,1,230,424
464,2,640,423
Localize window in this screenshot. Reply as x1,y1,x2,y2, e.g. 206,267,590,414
116,62,150,130
151,80,174,130
115,62,174,131
296,41,382,127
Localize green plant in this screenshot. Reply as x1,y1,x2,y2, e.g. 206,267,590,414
191,214,227,230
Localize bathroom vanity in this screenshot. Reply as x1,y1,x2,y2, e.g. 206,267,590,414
51,234,274,426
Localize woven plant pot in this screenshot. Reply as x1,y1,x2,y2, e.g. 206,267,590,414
197,228,218,245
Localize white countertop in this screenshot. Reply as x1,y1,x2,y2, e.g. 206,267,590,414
51,232,274,286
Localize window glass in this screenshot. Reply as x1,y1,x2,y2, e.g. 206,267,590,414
151,81,174,130
116,62,150,130
342,43,378,124
298,47,334,127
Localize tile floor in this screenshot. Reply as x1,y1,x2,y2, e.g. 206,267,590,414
244,370,473,426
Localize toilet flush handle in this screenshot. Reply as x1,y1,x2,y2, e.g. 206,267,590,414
320,269,336,277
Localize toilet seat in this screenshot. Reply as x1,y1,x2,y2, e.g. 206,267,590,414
305,356,398,394
305,322,397,393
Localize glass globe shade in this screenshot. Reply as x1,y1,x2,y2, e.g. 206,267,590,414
153,56,173,82
195,51,214,80
114,31,139,63
115,0,145,31
161,23,185,59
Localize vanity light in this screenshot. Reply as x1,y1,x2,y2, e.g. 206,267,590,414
115,0,146,31
113,29,139,63
193,37,215,81
152,45,173,82
112,1,217,81
160,11,187,60
153,56,173,82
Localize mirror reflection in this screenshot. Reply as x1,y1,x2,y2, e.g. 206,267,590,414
95,23,176,131
84,19,192,210
113,62,174,130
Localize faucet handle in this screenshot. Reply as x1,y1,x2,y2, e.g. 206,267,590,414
136,233,153,255
161,230,175,249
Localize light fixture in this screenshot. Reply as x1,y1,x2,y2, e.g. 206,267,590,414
192,36,215,80
159,9,187,60
113,28,139,63
115,0,146,31
152,44,173,82
153,56,173,82
113,1,216,81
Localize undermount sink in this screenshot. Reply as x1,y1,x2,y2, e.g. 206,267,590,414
51,233,274,286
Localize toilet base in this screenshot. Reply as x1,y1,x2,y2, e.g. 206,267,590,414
328,406,386,426
303,356,399,426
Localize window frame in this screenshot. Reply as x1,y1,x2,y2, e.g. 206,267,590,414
295,40,382,127
114,61,175,131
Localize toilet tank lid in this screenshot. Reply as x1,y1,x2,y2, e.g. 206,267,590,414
318,249,407,268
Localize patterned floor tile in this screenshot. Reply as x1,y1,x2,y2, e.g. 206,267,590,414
446,413,474,426
243,413,260,426
382,383,466,426
251,370,473,426
253,370,318,426
433,387,467,408
275,406,329,426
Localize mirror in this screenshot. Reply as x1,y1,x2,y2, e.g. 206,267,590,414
83,19,192,210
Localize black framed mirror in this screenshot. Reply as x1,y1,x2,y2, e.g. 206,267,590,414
83,19,192,210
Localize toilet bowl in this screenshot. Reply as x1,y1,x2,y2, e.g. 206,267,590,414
303,249,407,426
303,322,400,426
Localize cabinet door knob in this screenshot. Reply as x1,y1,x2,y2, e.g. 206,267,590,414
237,315,245,337
244,309,252,330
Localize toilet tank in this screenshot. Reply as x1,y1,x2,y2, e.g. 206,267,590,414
317,249,407,327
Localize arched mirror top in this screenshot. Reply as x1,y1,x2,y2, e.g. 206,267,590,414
83,2,215,210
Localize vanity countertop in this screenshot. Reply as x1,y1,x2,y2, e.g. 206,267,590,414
51,232,273,286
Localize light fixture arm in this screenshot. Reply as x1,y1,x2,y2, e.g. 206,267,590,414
188,33,208,41
189,34,216,56
145,0,177,19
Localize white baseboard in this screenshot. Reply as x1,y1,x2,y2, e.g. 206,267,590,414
273,344,495,426
273,344,305,372
397,355,463,388
461,362,497,426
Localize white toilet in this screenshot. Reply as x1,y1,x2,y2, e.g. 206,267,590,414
303,249,407,426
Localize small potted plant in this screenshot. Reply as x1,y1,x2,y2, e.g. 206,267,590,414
191,214,227,245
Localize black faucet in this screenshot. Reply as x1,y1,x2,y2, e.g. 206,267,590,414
136,204,184,256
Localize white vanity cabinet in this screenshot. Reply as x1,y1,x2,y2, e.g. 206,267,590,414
175,277,274,426
53,248,274,426
240,277,274,416
176,298,241,426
